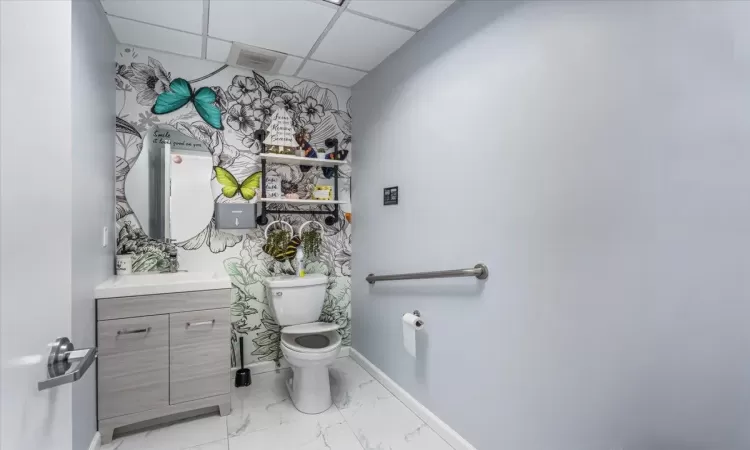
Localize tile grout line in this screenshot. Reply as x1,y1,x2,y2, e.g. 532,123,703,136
224,397,230,447
331,367,367,450
346,355,456,449
294,1,350,77
345,8,420,32
107,13,203,37
200,0,210,59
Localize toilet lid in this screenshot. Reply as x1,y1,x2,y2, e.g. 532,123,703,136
281,322,339,335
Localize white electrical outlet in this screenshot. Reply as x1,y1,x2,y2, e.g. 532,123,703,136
102,226,108,248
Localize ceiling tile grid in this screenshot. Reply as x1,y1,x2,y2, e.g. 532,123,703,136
208,0,336,57
101,0,205,34
346,0,454,30
299,60,367,87
278,56,305,77
205,38,231,63
311,11,414,71
107,16,203,58
100,0,453,88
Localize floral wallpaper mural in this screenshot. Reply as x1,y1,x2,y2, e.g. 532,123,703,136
115,46,352,366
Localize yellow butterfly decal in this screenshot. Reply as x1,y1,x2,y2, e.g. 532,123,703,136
215,167,261,200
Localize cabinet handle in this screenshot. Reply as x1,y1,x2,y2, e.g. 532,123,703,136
117,327,151,336
186,320,215,328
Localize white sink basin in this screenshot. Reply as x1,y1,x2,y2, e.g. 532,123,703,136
95,271,231,299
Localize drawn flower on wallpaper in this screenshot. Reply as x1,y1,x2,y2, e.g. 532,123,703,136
240,134,261,153
115,77,131,92
129,57,171,106
115,63,134,92
227,75,258,105
298,97,325,125
137,111,160,129
331,99,352,148
252,311,283,362
321,277,352,345
335,247,352,276
226,104,255,135
175,121,221,153
251,97,275,124
272,91,301,114
229,291,261,367
226,233,274,291
176,218,243,253
211,86,229,113
116,63,134,80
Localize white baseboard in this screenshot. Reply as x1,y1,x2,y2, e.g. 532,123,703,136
350,348,476,450
88,432,101,450
231,346,351,375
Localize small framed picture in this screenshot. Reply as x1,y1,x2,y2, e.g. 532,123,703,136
265,175,282,199
312,185,334,201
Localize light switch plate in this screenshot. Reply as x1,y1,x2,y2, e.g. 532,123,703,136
102,227,108,247
384,186,398,205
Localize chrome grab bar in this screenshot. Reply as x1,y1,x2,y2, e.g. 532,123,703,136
366,263,489,284
186,319,215,328
117,327,151,336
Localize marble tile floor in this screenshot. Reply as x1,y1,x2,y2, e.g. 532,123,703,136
101,356,454,450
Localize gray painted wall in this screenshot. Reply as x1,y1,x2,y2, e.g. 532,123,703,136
351,1,750,449
72,1,116,448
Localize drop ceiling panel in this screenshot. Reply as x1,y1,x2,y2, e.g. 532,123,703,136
101,0,204,34
278,56,304,76
346,0,454,30
209,0,336,57
299,60,367,87
206,38,232,63
312,12,414,71
108,16,203,58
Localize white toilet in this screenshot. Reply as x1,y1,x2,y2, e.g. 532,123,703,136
266,274,341,414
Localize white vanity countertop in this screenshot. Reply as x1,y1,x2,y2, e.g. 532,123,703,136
95,272,231,299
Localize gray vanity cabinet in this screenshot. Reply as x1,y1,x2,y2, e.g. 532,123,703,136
97,315,170,419
169,308,230,404
96,289,231,444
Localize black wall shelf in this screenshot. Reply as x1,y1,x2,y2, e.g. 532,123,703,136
254,130,345,227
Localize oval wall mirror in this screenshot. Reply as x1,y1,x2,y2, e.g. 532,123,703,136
125,126,214,242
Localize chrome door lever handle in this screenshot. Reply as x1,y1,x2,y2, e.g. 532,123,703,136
38,337,97,391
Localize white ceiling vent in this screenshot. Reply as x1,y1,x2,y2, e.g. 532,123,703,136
227,42,287,74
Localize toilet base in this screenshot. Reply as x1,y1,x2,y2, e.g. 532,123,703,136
287,365,333,414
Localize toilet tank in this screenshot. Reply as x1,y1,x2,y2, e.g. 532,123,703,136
266,274,328,326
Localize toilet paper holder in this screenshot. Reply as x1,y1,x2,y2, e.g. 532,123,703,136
412,310,424,327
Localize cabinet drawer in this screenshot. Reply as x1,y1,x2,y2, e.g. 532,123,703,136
169,308,230,404
97,315,169,419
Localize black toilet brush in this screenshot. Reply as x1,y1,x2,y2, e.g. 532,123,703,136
234,337,251,387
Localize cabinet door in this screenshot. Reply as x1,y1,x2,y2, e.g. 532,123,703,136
98,315,169,419
169,308,230,404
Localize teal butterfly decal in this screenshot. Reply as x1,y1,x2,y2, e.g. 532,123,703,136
151,78,224,130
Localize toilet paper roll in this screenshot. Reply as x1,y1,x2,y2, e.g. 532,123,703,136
402,313,425,358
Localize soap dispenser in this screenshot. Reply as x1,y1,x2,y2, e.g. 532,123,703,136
296,246,305,277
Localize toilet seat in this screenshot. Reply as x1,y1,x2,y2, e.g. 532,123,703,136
281,322,339,335
281,329,341,354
